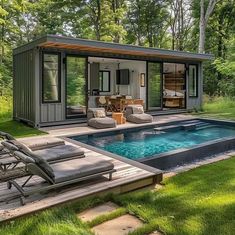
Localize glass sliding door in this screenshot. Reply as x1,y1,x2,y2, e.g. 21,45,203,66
66,56,87,119
163,63,186,109
147,62,162,110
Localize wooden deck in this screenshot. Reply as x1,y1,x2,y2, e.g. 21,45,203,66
0,145,162,222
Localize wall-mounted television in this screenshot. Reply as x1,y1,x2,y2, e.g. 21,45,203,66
116,69,129,85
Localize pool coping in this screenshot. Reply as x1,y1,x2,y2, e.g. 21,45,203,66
64,118,235,171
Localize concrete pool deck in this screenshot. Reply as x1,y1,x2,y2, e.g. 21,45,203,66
39,114,194,137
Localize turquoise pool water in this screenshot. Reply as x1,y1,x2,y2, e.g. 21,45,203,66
73,123,235,160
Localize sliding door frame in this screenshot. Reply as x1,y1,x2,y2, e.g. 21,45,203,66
146,61,163,111
65,54,88,119
162,62,187,110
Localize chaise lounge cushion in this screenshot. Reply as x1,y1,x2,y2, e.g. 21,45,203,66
51,156,114,183
34,145,85,162
127,113,153,124
88,117,116,129
20,137,65,151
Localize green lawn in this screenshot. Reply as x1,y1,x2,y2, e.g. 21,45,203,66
196,96,235,120
1,157,235,235
0,96,45,138
0,120,46,138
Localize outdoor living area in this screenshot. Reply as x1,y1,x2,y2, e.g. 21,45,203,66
0,114,194,221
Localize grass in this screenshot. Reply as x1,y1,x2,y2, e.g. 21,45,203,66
0,95,45,138
0,96,12,122
196,96,235,120
0,120,46,138
1,157,235,235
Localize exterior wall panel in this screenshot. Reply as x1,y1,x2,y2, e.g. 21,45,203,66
13,49,35,125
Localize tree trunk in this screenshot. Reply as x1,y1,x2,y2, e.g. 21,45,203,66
198,0,206,53
198,0,217,53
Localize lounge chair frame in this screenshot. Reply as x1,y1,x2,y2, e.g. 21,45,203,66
8,162,116,205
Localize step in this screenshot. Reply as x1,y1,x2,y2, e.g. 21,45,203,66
77,202,119,222
91,214,143,235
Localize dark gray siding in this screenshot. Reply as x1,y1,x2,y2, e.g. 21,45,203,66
13,49,35,125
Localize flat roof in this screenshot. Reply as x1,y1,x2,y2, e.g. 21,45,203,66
13,34,214,61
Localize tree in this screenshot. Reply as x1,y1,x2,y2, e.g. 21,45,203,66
198,0,217,53
125,0,169,47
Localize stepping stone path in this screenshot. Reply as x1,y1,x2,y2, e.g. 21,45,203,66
78,202,119,222
78,201,163,235
92,214,143,235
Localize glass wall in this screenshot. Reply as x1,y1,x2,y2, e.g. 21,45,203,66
42,53,60,103
66,56,87,118
188,65,198,97
147,62,162,110
163,63,186,109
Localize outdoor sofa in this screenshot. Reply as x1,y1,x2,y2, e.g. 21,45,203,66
125,105,153,124
7,149,115,205
87,108,116,129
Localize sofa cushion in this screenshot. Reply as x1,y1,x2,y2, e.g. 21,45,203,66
94,109,106,118
132,106,144,114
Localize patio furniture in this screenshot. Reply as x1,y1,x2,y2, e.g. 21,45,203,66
0,140,85,172
87,108,117,129
125,105,153,124
112,112,126,125
7,150,116,205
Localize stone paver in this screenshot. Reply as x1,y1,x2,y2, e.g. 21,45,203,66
92,214,143,235
78,202,119,222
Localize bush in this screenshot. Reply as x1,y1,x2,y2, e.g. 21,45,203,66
0,95,12,121
202,96,235,113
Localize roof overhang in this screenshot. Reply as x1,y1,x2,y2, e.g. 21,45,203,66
13,35,214,61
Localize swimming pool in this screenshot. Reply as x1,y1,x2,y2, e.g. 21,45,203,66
70,119,235,170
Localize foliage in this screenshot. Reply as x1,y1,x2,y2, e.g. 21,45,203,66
1,157,235,234
196,96,235,120
0,0,234,116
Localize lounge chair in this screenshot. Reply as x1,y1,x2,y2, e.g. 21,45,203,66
0,140,85,172
0,131,65,151
125,105,153,124
87,108,116,129
7,150,116,205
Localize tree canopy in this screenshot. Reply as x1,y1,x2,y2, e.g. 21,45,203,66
0,0,234,96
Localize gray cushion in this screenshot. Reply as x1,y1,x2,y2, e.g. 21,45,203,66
20,138,65,151
24,151,55,179
127,113,153,124
14,151,35,164
1,141,19,152
34,145,85,162
88,117,116,129
52,156,114,183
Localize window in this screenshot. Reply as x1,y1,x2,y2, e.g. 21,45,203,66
99,71,110,92
42,53,61,103
188,65,198,97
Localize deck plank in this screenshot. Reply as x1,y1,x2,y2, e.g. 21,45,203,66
0,138,162,222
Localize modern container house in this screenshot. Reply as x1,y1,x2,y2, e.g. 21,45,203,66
13,35,213,127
